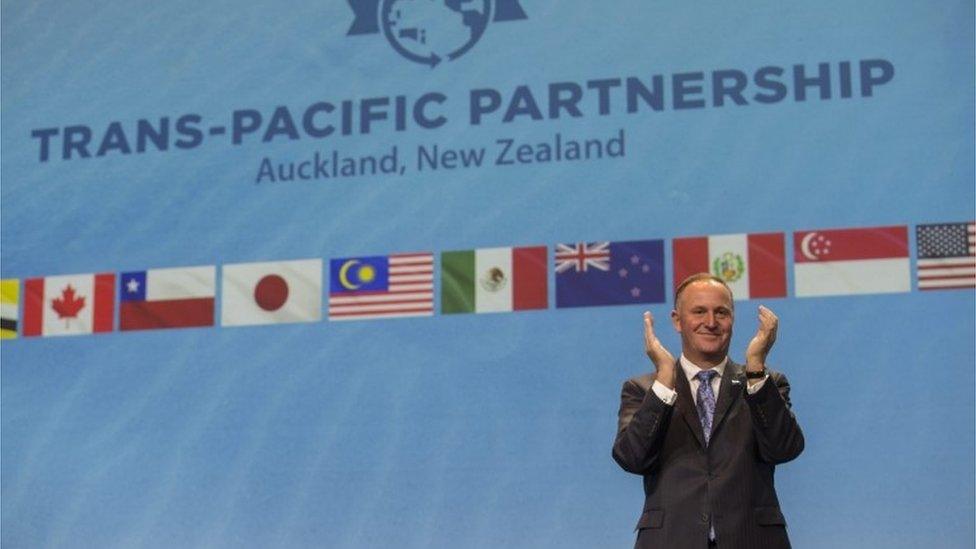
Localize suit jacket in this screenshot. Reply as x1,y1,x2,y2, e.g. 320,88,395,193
612,361,804,549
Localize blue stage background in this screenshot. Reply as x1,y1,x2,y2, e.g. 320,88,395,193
2,1,974,547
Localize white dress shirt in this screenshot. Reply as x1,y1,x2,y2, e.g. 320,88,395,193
651,354,768,405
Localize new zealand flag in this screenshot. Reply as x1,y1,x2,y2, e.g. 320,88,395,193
555,240,665,308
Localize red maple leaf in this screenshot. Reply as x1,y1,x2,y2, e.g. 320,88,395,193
51,284,86,322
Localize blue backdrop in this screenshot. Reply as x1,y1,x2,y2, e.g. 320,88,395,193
2,1,974,547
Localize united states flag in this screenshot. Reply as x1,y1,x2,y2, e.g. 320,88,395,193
916,222,976,290
328,252,434,320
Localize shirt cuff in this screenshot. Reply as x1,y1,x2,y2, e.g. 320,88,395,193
652,380,677,405
746,375,769,394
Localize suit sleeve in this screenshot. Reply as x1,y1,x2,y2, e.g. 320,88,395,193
745,371,805,464
612,378,674,475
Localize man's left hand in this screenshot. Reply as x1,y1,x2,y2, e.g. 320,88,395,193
745,305,778,375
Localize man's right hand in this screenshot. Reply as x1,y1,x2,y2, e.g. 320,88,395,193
643,311,676,389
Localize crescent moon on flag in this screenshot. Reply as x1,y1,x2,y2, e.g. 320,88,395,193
800,232,819,261
339,259,361,289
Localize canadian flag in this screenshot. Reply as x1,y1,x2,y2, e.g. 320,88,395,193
23,273,115,336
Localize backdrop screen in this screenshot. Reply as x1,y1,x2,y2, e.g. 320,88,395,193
2,1,974,547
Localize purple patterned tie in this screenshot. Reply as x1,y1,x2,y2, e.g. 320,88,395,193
696,370,718,446
696,369,719,542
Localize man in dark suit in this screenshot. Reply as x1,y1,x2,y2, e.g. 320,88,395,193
613,273,804,549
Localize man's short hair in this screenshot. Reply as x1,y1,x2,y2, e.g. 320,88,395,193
673,273,734,308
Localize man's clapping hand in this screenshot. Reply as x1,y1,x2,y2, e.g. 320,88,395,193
745,305,778,380
643,311,676,389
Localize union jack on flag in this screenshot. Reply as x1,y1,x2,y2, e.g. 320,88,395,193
555,242,611,273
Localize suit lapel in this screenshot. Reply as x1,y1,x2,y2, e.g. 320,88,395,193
675,364,706,449
711,360,744,440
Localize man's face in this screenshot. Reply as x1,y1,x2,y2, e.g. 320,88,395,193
671,280,734,366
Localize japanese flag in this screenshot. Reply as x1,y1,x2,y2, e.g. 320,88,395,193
221,259,322,326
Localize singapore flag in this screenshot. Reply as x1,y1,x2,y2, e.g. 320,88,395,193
793,225,910,297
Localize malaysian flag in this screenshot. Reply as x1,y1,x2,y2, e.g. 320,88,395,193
328,252,434,320
916,222,976,290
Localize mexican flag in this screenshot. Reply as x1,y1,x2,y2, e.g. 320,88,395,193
441,246,547,313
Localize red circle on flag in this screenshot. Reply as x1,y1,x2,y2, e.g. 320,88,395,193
254,275,289,311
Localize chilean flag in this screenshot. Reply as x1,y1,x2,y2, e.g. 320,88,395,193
119,266,215,330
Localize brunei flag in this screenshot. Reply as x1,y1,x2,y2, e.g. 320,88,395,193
1,279,18,339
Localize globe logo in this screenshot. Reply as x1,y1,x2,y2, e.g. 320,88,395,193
345,0,526,67
380,0,492,67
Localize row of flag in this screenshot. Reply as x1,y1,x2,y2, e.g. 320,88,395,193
1,222,973,339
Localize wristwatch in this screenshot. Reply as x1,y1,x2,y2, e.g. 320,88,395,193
745,368,767,379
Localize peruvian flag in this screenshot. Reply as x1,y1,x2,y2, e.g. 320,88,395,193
672,232,786,300
793,225,910,297
23,273,115,336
